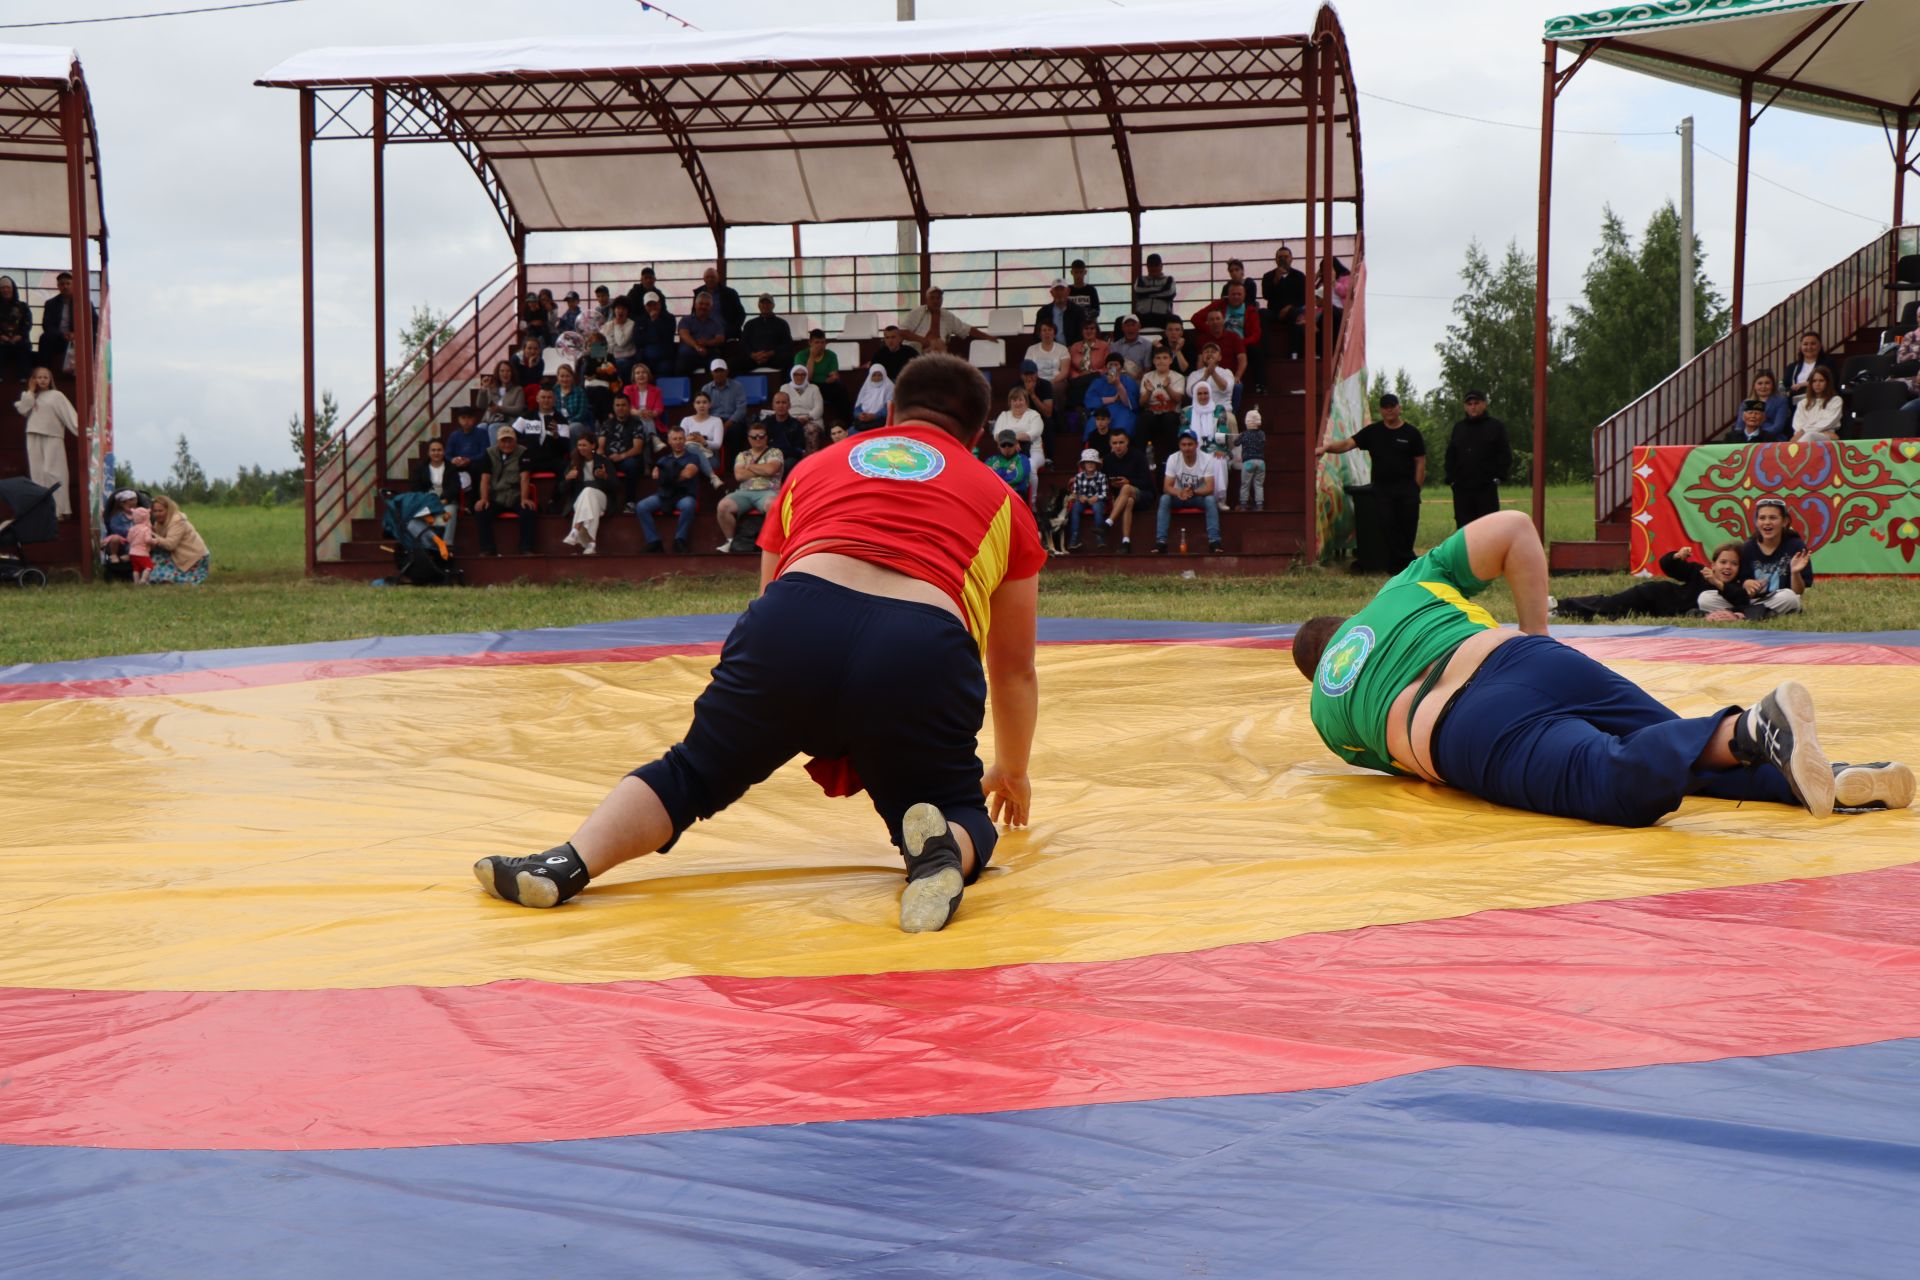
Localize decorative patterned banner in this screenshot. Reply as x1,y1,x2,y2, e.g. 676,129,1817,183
1631,439,1920,575
1314,261,1367,561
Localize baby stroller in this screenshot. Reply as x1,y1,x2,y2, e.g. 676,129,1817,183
0,476,60,587
382,490,464,587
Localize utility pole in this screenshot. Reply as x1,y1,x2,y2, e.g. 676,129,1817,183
896,0,919,313
1679,115,1695,363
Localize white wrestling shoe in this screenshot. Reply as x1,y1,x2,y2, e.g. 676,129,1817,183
897,802,966,934
1831,762,1916,814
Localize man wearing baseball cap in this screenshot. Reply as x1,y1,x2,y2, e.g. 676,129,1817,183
985,427,1032,495
1444,389,1511,528
1033,279,1086,344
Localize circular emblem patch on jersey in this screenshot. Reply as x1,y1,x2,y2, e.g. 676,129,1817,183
847,435,946,483
1317,625,1374,698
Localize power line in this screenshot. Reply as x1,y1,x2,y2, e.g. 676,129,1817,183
631,2,700,30
0,0,305,28
1356,89,1672,138
1692,140,1886,226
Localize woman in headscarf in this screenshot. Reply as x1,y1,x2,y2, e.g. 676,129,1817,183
851,364,894,434
1185,380,1235,505
0,276,34,378
780,363,826,450
146,495,211,585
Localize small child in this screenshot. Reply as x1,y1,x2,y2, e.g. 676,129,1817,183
102,489,136,564
1208,429,1235,510
1237,408,1267,511
126,506,154,583
829,424,849,445
1067,447,1108,551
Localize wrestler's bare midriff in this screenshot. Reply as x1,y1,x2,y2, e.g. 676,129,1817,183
1385,627,1525,783
782,544,963,622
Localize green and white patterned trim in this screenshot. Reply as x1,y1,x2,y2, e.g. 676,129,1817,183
1546,0,1836,41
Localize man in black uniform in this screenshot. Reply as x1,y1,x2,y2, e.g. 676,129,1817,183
1444,390,1511,528
1317,392,1426,570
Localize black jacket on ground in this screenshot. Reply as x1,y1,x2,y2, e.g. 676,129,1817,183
1445,414,1513,489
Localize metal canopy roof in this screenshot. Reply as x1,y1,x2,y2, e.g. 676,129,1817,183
257,1,1362,238
1545,0,1920,129
0,45,104,240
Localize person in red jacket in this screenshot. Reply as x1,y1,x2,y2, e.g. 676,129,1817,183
472,355,1046,933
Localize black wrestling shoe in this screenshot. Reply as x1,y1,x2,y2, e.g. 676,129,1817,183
1831,761,1916,814
898,802,965,934
1730,681,1835,817
472,842,590,908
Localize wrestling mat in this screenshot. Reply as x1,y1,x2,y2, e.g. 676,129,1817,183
5,617,1920,1277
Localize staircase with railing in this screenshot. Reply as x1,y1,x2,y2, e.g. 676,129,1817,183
1553,226,1918,572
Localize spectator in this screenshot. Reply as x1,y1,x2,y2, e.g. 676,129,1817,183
1160,316,1194,377
552,362,594,430
536,288,560,335
852,364,895,433
579,336,618,420
512,386,573,474
558,432,618,555
1138,345,1186,461
1444,390,1511,528
679,391,728,490
795,328,850,424
1082,353,1139,439
1033,279,1087,343
1236,408,1268,512
1732,397,1790,445
1790,366,1842,442
1155,430,1222,554
985,428,1032,495
1110,314,1154,376
872,324,919,381
1016,361,1056,432
38,271,94,373
1131,252,1177,330
600,394,650,503
1260,246,1306,360
636,426,701,553
444,405,491,499
1191,311,1248,392
716,422,785,551
1318,393,1426,568
693,266,746,337
1218,257,1252,301
1185,341,1237,408
1085,405,1120,459
993,385,1047,505
476,426,537,555
601,299,638,380
899,286,988,354
1184,381,1234,504
1735,371,1792,439
14,366,77,517
1204,411,1236,510
743,293,794,372
518,293,551,347
676,292,727,376
757,390,807,463
101,487,135,568
0,277,32,379
1101,428,1152,553
1066,448,1108,551
1064,318,1111,430
781,363,827,448
1784,331,1836,398
1555,543,1752,621
637,295,677,376
1890,325,1920,416
829,423,849,445
1027,320,1069,383
624,267,665,317
509,336,547,391
145,495,212,584
1321,259,1352,350
1066,258,1101,328
702,358,752,440
481,361,525,433
1192,284,1261,385
555,291,586,334
624,363,665,447
585,285,613,335
412,438,463,527
1704,497,1811,617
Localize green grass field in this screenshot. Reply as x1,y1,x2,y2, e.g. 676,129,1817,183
7,487,1914,666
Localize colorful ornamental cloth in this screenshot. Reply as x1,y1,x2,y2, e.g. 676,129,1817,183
1631,440,1920,575
760,423,1046,648
1309,528,1497,774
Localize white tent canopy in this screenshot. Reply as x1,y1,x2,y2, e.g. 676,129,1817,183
0,43,103,240
258,1,1361,234
1545,0,1920,128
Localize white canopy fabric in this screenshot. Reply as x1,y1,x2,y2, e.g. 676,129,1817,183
0,44,103,240
258,1,1361,234
1546,0,1920,128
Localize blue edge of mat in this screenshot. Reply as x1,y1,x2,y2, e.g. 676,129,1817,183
8,619,1920,1274
8,614,1920,686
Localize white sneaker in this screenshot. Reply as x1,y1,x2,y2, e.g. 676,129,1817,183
715,542,732,554
561,530,580,548
581,544,597,556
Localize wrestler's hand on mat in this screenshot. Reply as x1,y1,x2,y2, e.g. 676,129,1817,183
982,766,1031,828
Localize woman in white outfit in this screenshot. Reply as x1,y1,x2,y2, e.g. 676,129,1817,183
558,433,618,555
15,366,78,517
1791,366,1843,443
992,386,1047,507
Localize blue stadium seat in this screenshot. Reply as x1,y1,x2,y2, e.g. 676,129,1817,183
738,374,768,405
658,377,692,408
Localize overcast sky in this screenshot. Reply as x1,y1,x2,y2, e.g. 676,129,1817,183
8,0,1904,480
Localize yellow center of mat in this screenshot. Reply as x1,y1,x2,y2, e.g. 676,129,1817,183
3,644,1915,991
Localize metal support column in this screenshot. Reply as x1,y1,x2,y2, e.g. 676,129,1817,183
299,89,318,576
1732,79,1754,385
1530,42,1558,541
61,85,95,581
371,86,388,489
1301,42,1320,563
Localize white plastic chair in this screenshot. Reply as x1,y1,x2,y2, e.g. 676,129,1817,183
967,338,1007,370
828,341,864,371
985,307,1027,337
836,311,880,340
780,315,812,341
